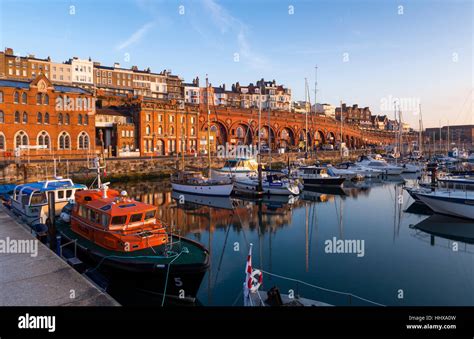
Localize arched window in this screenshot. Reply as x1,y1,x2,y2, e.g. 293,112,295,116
0,111,4,123
37,131,50,149
158,126,163,135
170,126,174,135
0,91,3,103
58,113,63,125
146,125,151,135
78,132,89,149
44,112,50,124
0,133,5,151
236,127,244,138
14,91,19,104
58,131,71,150
78,114,83,125
65,113,70,125
22,112,28,124
15,131,29,148
21,92,27,104
43,94,49,105
36,93,42,105
84,114,89,125
191,127,195,136
37,112,42,124
14,111,20,123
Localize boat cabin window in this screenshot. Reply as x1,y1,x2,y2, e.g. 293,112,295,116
101,214,110,228
130,213,143,223
145,210,156,220
58,190,64,200
89,209,100,224
21,193,31,206
30,192,47,206
14,188,21,201
66,190,73,198
111,215,127,225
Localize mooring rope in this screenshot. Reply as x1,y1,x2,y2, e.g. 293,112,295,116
258,269,385,306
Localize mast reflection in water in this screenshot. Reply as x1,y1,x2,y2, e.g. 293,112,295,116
109,177,474,306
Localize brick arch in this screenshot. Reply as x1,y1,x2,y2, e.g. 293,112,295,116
314,130,325,146
229,121,253,145
277,126,296,147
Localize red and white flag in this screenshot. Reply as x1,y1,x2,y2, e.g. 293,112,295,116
243,243,253,306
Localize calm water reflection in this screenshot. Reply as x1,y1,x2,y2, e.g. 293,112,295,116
113,175,474,306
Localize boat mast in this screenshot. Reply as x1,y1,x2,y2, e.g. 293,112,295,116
304,78,308,156
206,75,211,178
447,119,450,153
181,102,185,171
268,85,272,170
398,105,403,159
314,66,318,155
257,83,263,192
418,104,423,156
340,100,343,162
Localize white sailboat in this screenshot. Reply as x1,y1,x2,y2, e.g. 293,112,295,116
171,76,233,196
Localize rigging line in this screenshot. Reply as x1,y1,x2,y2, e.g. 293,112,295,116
452,88,473,125
213,215,232,288
258,269,385,306
232,289,243,306
161,250,184,306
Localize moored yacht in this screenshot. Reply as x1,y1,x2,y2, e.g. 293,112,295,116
171,170,233,196
212,157,259,180
234,173,300,196
337,162,383,179
296,166,345,187
413,190,474,219
356,155,404,175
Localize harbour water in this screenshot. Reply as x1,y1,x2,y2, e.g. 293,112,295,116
101,175,474,306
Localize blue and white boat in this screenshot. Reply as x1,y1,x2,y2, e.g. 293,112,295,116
413,190,474,220
11,178,86,225
234,174,300,196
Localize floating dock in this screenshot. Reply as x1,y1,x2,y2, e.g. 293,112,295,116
0,207,119,306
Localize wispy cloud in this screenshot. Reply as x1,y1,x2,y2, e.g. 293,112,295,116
200,0,269,69
116,21,154,51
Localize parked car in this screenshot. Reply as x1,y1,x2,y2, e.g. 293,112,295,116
321,144,334,150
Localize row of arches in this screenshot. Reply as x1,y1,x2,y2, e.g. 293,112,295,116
204,120,364,150
0,130,90,151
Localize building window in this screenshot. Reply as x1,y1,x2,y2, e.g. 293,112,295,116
146,125,151,135
65,113,70,125
170,126,174,135
36,93,42,105
14,91,19,104
58,131,71,150
169,115,174,123
191,127,195,136
43,94,49,105
37,112,43,124
158,126,162,135
14,111,20,123
84,114,89,125
58,113,63,125
21,92,27,104
22,112,28,124
44,112,50,124
37,131,50,149
78,114,83,125
15,131,29,148
0,133,5,150
78,131,90,149
122,130,125,137
0,111,4,123
0,91,3,103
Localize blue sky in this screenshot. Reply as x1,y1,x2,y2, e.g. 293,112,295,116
0,0,472,128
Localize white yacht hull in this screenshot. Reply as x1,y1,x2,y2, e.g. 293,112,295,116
415,191,474,219
234,179,300,196
171,182,234,196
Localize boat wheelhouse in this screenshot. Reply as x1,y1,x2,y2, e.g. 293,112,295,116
11,178,86,225
213,158,259,179
296,166,345,187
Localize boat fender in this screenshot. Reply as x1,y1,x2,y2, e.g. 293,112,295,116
249,269,263,293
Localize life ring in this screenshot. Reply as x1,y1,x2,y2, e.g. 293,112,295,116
249,269,263,293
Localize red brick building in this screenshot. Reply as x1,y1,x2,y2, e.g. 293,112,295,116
0,74,95,159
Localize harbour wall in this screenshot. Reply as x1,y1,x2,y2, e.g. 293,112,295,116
0,150,367,184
